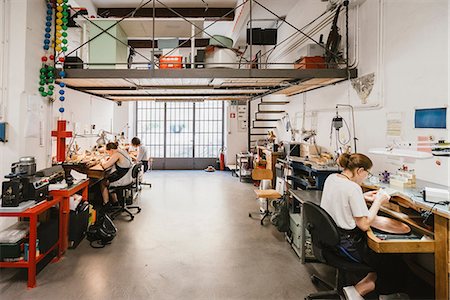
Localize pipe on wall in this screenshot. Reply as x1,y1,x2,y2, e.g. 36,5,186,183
0,0,10,121
292,0,385,114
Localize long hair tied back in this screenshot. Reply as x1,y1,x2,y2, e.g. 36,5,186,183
337,153,373,171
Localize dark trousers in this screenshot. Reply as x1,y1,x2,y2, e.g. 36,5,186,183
142,160,149,172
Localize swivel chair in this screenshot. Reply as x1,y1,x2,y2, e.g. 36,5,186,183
248,168,282,225
303,201,373,299
109,163,142,221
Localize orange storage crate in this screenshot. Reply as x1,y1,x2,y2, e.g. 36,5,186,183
294,56,326,69
159,56,183,69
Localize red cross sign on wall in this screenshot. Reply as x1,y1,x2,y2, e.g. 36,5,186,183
51,120,72,162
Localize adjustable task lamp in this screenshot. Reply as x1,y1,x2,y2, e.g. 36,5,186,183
96,131,107,146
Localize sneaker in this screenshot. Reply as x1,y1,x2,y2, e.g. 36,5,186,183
204,166,215,172
343,286,365,300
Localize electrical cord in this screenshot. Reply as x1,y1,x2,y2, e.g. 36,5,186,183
421,200,450,225
338,117,351,145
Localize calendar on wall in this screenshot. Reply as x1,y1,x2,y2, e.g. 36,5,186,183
237,105,247,132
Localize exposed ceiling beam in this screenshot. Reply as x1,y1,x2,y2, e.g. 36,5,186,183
71,0,97,16
63,68,357,79
97,8,235,20
128,38,210,48
77,86,271,90
84,92,265,97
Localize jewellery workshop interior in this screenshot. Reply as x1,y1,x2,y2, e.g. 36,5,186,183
0,0,449,299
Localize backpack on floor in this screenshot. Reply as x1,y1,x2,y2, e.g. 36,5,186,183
271,196,290,233
86,214,117,248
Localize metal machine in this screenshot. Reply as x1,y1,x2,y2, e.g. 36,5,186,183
1,157,50,207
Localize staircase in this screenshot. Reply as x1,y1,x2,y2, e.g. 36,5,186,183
249,97,290,150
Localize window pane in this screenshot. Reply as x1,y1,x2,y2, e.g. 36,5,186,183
137,101,223,159
194,101,223,158
136,101,164,158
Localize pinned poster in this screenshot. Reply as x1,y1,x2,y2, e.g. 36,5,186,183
386,112,402,137
24,95,43,139
239,120,247,132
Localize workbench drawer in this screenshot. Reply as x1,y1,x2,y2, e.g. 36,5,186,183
290,213,302,248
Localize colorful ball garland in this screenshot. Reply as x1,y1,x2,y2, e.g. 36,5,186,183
38,0,69,116
55,0,69,114
38,2,54,98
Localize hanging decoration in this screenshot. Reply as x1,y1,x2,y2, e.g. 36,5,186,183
351,73,375,104
55,0,69,114
38,1,55,98
37,0,69,116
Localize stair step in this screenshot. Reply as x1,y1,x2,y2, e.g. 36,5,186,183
256,112,285,120
260,101,290,104
257,110,285,113
250,133,268,136
259,96,289,103
251,128,272,135
258,103,286,111
255,118,279,121
253,120,278,128
252,126,276,129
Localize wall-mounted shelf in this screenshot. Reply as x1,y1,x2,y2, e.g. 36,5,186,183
368,148,433,159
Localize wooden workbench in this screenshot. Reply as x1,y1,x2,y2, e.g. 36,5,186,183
362,181,450,300
291,184,450,299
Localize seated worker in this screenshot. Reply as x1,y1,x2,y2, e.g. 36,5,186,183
320,153,390,299
99,142,133,205
130,137,149,172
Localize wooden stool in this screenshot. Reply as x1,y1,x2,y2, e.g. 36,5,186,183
249,189,282,225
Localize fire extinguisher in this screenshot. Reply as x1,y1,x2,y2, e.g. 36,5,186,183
219,147,226,171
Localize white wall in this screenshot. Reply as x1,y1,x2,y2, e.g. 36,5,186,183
0,1,117,230
0,0,118,174
57,88,115,153
271,0,449,186
0,0,50,176
113,101,131,138
224,101,248,165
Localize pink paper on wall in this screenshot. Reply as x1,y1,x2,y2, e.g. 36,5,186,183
417,136,432,153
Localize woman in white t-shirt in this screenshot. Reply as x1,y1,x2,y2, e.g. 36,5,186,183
321,153,390,299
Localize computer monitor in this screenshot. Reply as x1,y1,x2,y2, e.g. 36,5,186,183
414,107,447,129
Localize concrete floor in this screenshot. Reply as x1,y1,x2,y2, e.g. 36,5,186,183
0,170,329,300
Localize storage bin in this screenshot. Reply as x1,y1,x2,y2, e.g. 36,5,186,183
295,56,326,69
0,240,24,260
0,221,28,261
159,56,183,69
69,202,89,249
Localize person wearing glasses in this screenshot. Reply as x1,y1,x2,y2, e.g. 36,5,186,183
320,153,390,299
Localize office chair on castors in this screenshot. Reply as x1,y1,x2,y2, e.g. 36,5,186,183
303,201,373,299
248,168,282,225
137,170,152,190
109,163,142,221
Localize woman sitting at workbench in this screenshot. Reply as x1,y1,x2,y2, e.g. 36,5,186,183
321,153,390,299
100,142,133,206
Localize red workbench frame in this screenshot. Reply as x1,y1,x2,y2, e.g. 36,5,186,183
0,196,63,288
50,179,89,255
0,179,89,288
